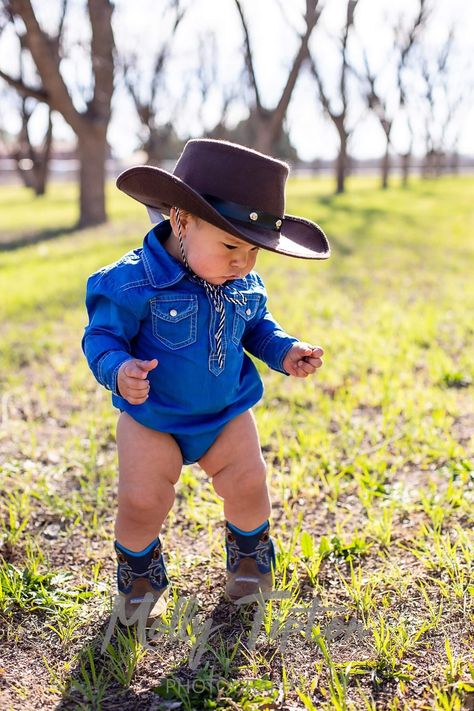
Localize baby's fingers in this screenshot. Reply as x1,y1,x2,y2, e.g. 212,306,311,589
127,379,150,393
125,385,150,403
297,359,314,375
123,364,148,379
303,356,323,368
126,394,148,405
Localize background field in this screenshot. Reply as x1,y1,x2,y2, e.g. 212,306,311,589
0,176,473,710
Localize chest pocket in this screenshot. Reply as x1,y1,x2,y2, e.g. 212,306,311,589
150,294,198,349
232,295,261,345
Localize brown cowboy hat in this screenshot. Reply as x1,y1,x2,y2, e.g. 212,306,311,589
116,138,330,260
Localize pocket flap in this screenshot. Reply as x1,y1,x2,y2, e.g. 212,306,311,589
151,295,198,323
235,295,260,321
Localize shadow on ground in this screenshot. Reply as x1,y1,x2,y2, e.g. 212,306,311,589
0,225,82,252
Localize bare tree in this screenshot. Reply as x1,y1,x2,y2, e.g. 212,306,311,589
355,0,428,189
357,51,394,189
6,35,53,195
0,0,115,226
121,0,187,165
13,97,52,195
400,113,415,188
234,0,322,156
309,0,358,194
418,30,466,178
204,78,241,141
395,1,429,187
195,31,242,141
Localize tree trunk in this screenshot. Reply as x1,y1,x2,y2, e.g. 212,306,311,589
4,0,115,226
253,115,280,156
450,150,459,175
32,109,53,195
434,150,444,177
401,152,411,188
336,149,345,194
336,125,347,194
381,137,390,189
77,130,108,227
14,156,34,188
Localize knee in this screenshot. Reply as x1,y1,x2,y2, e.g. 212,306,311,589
118,485,173,518
212,456,267,500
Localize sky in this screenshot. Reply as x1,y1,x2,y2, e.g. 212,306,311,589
0,0,473,161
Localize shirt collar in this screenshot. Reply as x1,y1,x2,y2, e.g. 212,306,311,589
142,220,188,289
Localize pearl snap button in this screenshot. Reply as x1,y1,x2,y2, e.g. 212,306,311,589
169,308,178,317
246,308,252,316
249,212,258,221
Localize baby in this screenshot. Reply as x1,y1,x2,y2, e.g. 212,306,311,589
81,139,330,619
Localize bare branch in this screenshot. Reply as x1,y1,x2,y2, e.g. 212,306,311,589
309,0,356,123
437,27,454,74
57,0,68,37
233,0,262,112
340,0,358,115
274,0,323,125
396,0,430,107
273,0,299,35
308,55,333,119
87,0,114,122
398,0,429,67
5,0,81,128
149,1,184,107
0,68,48,101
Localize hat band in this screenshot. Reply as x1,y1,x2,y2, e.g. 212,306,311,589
202,194,283,232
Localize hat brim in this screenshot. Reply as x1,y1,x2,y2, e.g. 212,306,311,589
116,166,330,260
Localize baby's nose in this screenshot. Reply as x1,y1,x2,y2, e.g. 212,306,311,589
231,252,247,267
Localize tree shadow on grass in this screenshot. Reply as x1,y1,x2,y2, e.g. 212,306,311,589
316,203,388,257
0,224,83,252
56,591,274,711
314,194,418,257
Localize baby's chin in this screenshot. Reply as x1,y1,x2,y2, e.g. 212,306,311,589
202,275,236,285
193,270,247,285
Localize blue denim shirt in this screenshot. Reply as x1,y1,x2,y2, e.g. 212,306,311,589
81,220,298,436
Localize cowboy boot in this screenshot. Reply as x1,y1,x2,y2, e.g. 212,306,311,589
225,520,276,602
114,536,169,621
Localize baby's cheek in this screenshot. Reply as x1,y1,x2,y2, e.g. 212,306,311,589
248,253,258,270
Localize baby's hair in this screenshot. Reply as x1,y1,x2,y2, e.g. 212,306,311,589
171,207,201,226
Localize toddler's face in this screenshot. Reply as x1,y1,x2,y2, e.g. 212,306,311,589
174,213,259,285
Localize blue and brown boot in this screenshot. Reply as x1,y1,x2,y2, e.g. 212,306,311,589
225,520,276,601
114,536,169,620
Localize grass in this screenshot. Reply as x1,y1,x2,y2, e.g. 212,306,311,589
0,175,473,709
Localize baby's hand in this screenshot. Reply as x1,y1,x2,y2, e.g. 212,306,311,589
117,358,158,404
283,343,323,378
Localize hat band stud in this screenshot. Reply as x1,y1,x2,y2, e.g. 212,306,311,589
202,194,283,232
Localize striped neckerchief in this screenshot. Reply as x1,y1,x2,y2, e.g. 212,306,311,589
175,207,247,370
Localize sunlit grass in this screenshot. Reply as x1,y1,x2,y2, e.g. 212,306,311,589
0,175,473,709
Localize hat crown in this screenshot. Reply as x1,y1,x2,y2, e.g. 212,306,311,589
173,139,288,217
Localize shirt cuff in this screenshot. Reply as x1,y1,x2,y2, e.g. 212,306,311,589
97,350,132,396
277,340,298,375
259,333,298,375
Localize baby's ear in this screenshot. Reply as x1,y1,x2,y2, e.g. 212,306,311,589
169,207,184,234
179,209,199,226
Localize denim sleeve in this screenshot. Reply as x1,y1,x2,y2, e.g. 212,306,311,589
242,277,298,375
81,272,141,396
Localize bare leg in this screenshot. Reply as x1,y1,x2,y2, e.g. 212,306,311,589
198,410,271,530
114,411,183,551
